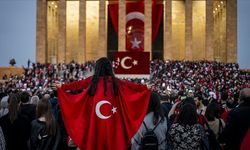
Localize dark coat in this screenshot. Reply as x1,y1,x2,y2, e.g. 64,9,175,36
30,119,62,150
0,113,30,150
19,103,36,122
218,102,250,150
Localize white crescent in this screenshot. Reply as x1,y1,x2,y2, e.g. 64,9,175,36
95,100,111,119
121,56,132,69
126,12,145,24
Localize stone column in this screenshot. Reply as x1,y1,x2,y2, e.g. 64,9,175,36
226,0,237,63
36,0,47,63
98,0,107,58
78,0,86,63
58,0,66,63
185,0,192,60
118,0,126,51
205,0,214,61
164,0,172,60
144,0,152,59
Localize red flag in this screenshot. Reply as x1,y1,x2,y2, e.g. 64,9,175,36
113,52,150,75
58,76,150,150
126,0,144,51
108,0,163,51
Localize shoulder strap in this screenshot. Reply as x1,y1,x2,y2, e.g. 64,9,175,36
143,118,162,132
203,117,212,130
203,117,209,128
218,119,223,134
143,121,149,131
152,118,162,132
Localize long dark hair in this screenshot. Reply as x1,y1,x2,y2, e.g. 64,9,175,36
147,92,165,125
8,93,20,123
205,102,220,121
88,57,118,96
176,103,198,126
36,98,56,136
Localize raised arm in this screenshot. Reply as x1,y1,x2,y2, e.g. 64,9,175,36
60,77,91,92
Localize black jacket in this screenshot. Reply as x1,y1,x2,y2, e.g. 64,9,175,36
30,119,62,150
19,104,36,122
218,102,250,150
0,113,30,150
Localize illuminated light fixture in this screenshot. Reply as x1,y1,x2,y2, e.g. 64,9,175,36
218,5,220,8
55,5,57,8
221,1,223,4
52,2,54,5
128,26,132,31
215,8,218,11
213,11,215,14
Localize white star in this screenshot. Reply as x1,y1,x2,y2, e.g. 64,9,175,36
130,37,141,49
111,107,117,114
132,60,138,66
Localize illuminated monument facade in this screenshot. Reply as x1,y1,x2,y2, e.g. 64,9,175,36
36,0,237,64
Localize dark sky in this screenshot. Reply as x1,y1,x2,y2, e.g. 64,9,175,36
0,0,249,69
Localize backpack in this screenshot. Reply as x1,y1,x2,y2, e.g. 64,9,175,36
203,119,222,150
240,128,250,150
140,119,162,150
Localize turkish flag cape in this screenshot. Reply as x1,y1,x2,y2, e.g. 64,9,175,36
58,77,150,150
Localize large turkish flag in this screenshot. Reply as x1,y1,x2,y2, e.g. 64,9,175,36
113,52,150,75
108,0,163,52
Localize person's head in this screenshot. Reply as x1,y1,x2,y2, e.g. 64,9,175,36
8,93,20,123
148,91,164,124
0,96,9,108
221,91,228,101
30,95,39,106
205,102,220,121
181,97,196,107
176,103,198,126
43,93,50,100
0,92,7,100
88,57,118,96
0,96,9,109
202,99,209,107
0,96,9,117
239,88,250,104
20,91,30,103
194,96,205,107
187,90,194,97
94,57,114,77
51,90,57,98
36,98,56,135
226,99,237,109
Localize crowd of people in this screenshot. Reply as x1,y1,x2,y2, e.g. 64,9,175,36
0,58,249,150
150,60,249,101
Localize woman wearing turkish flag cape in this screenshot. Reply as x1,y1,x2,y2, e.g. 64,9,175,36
57,57,151,150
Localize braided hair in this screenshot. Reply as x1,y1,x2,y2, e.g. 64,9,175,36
88,57,118,96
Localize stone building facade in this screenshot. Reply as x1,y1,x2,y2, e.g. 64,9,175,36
36,0,237,64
